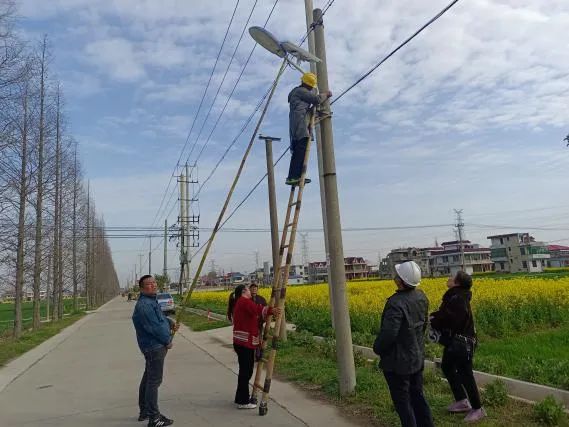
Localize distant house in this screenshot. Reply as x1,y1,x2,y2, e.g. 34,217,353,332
488,233,550,273
308,257,369,282
547,245,569,268
430,241,493,276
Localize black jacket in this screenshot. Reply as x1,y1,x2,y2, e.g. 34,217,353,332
430,286,475,339
373,288,429,375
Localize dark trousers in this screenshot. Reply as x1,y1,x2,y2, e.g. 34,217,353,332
441,344,482,409
287,137,309,180
234,344,255,404
383,370,434,427
139,346,167,418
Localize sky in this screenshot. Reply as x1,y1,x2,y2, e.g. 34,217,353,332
17,0,569,286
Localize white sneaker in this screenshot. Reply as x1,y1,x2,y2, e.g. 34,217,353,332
237,403,257,410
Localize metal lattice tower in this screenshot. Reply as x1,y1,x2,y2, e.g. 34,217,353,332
301,232,309,267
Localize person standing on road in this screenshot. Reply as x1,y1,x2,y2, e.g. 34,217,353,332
132,274,178,427
232,284,280,409
249,283,266,306
286,72,332,186
430,271,486,423
373,261,434,427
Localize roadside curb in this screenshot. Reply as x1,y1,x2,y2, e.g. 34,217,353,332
0,297,117,394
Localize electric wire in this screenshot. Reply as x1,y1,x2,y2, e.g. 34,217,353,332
331,0,461,106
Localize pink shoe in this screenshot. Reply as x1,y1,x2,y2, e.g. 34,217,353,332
447,399,472,413
464,408,487,423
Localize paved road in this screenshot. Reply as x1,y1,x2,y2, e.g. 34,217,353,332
0,298,358,427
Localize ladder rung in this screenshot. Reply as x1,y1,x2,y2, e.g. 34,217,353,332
285,222,294,228
289,201,300,207
281,244,289,249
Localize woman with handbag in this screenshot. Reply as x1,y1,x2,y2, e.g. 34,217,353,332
430,271,486,423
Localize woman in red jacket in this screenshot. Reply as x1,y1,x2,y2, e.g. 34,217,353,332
232,284,279,409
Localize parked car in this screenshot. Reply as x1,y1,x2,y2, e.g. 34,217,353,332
157,292,175,315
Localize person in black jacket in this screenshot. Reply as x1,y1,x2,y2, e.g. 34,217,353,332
373,261,434,427
430,271,486,423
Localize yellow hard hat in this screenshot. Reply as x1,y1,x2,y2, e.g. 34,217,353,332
301,72,317,88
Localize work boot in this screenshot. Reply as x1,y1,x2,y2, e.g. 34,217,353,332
148,414,174,427
285,177,311,186
447,399,471,413
464,408,487,423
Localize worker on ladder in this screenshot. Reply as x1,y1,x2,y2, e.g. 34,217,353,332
286,72,332,186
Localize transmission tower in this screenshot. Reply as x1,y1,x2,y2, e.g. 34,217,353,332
454,209,466,270
301,233,309,267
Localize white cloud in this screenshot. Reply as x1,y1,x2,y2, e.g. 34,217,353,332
85,38,146,82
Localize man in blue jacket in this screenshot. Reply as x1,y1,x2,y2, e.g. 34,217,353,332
133,275,178,427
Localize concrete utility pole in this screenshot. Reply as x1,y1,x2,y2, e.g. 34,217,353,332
304,0,335,327
164,220,168,277
313,8,356,395
258,134,287,341
138,254,143,279
179,172,187,292
148,236,152,275
455,209,466,271
185,164,191,285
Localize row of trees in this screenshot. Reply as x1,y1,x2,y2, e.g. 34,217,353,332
0,1,120,338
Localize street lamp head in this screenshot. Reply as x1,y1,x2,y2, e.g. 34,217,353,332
248,26,286,58
249,26,321,65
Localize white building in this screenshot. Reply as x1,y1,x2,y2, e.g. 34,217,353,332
430,241,493,276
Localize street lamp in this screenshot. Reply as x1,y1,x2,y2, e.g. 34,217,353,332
248,26,321,73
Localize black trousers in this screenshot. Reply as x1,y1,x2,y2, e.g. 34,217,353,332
234,344,255,405
287,137,309,181
383,369,434,427
441,344,482,409
139,346,167,418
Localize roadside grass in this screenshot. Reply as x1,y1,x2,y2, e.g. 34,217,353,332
179,312,231,331
276,332,569,427
0,313,85,366
475,325,569,390
0,299,86,333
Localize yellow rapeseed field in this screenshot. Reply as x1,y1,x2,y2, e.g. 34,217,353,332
191,276,569,341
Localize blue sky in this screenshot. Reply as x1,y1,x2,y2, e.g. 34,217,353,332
18,0,569,285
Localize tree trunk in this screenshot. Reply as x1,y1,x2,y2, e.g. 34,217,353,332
46,254,52,322
72,145,78,312
56,87,64,320
85,182,90,309
52,88,61,321
13,83,29,339
32,36,48,331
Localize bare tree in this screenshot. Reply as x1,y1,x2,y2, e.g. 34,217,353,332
12,64,32,338
31,35,48,330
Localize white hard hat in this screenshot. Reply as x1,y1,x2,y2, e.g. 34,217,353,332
395,261,421,287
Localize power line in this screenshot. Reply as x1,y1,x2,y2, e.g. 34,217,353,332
147,0,281,251
144,0,242,245
189,0,261,166
468,223,569,232
331,0,461,105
